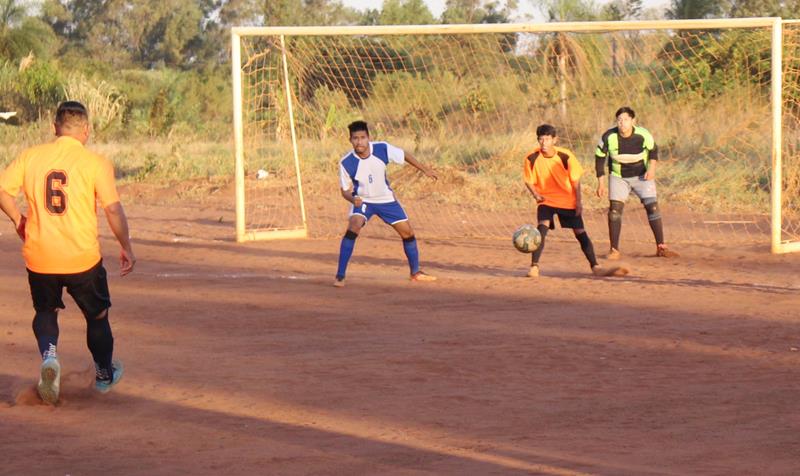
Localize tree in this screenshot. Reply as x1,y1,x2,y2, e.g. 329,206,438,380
601,0,642,20
379,0,436,25
442,0,518,24
0,0,57,62
600,0,642,76
727,0,800,17
666,0,725,19
536,0,599,117
41,0,205,68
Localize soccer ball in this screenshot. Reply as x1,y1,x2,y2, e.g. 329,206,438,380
512,224,541,253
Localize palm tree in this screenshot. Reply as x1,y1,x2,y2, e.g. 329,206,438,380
534,0,599,117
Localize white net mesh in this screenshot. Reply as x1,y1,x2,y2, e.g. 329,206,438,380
782,22,800,245
236,22,800,247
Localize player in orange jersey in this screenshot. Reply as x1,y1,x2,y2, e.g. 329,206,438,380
0,101,135,404
523,124,628,279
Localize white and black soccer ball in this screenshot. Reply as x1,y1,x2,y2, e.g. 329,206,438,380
512,224,541,253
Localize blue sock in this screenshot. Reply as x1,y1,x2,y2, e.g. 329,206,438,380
402,236,420,275
336,235,357,279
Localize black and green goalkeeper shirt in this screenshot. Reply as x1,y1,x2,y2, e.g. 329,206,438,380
594,126,659,178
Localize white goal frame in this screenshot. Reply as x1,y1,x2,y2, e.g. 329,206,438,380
232,17,797,253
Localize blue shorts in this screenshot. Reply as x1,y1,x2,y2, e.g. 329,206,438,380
350,200,409,225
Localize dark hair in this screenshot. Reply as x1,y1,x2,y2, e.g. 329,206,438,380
536,124,557,137
348,120,369,136
55,101,89,129
615,106,635,119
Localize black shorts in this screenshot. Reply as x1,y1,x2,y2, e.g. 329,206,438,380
27,260,111,318
537,204,585,229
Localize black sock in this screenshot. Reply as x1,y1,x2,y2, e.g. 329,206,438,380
576,231,599,268
531,224,549,265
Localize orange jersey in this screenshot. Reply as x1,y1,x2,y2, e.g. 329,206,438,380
0,136,120,273
522,146,584,209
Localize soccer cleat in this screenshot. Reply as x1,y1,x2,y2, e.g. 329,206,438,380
526,265,540,278
607,248,621,260
37,344,61,405
333,277,346,288
656,245,680,258
95,360,124,394
592,265,630,277
410,271,437,282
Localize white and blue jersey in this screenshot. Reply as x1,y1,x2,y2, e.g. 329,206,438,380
339,141,405,204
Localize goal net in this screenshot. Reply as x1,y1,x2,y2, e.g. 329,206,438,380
232,18,800,253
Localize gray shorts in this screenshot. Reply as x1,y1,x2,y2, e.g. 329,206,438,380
608,174,657,203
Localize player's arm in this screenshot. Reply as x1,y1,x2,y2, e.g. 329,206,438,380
104,201,136,276
96,159,134,275
0,188,25,241
645,144,659,180
573,180,583,216
0,155,27,240
523,155,544,203
403,150,438,180
340,187,362,207
338,163,362,207
595,138,608,198
524,183,544,203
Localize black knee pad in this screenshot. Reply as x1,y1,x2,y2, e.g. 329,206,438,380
402,235,416,243
644,199,661,221
609,201,624,222
344,230,359,240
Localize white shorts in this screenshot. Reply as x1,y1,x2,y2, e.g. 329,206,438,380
609,174,657,203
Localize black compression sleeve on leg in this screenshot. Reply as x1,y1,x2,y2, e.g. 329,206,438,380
608,200,624,250
644,200,665,245
86,311,114,375
32,310,59,357
531,224,549,265
344,229,359,240
575,231,599,268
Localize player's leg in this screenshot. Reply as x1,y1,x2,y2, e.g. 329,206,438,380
558,209,629,277
607,175,630,259
632,178,679,258
64,261,121,392
335,211,367,287
27,270,66,404
528,205,555,278
385,204,435,281
570,225,599,269
568,226,629,277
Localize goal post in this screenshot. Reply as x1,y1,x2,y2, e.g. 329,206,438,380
232,18,800,253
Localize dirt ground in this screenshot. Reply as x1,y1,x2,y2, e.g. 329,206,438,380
2,191,800,476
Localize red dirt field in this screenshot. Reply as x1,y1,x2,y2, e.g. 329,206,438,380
2,196,800,476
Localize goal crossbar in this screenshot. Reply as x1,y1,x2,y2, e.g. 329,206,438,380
232,18,779,37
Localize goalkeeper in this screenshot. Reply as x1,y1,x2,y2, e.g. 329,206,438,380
595,107,679,259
